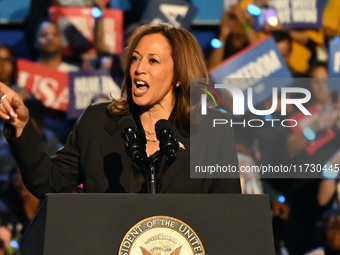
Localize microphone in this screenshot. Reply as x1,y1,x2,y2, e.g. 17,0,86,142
119,116,146,161
155,120,179,161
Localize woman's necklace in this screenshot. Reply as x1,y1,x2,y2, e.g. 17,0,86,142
145,130,158,142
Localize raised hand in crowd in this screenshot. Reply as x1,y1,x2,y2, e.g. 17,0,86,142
207,3,259,70
218,10,236,43
272,200,290,220
93,0,111,54
92,0,109,9
229,4,259,44
0,226,13,255
229,4,253,32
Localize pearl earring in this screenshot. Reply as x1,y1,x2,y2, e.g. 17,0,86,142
176,83,180,87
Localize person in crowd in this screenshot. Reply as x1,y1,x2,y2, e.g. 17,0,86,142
91,0,124,92
322,0,340,43
312,63,340,210
273,29,323,76
281,62,340,255
269,30,292,67
34,20,80,72
0,45,18,177
0,44,35,100
93,0,114,57
251,29,293,253
0,24,241,199
0,225,14,255
24,0,53,61
305,208,340,255
34,20,80,144
23,98,63,156
0,46,17,88
206,3,259,70
260,7,324,75
318,152,340,210
240,0,325,75
236,136,263,195
1,168,40,241
286,62,338,161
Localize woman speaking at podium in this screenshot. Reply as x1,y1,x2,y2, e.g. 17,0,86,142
0,24,240,199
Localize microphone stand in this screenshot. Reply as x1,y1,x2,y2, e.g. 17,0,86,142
128,142,161,194
157,151,177,192
130,154,151,193
149,164,157,194
145,151,161,194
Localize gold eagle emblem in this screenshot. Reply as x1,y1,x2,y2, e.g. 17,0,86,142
139,246,182,255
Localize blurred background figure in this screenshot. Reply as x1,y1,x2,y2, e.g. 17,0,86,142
34,20,80,143
91,0,124,87
269,30,292,70
281,62,340,255
23,98,63,156
1,168,40,245
35,20,80,72
206,3,259,70
306,208,340,255
237,137,263,195
0,224,14,255
0,46,17,88
322,0,340,44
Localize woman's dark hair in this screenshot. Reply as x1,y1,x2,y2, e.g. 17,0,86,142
108,24,209,134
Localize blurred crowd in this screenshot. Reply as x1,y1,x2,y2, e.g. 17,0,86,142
0,0,340,254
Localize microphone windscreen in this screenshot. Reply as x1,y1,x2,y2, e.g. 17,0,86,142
119,116,137,131
155,119,171,138
155,119,171,131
